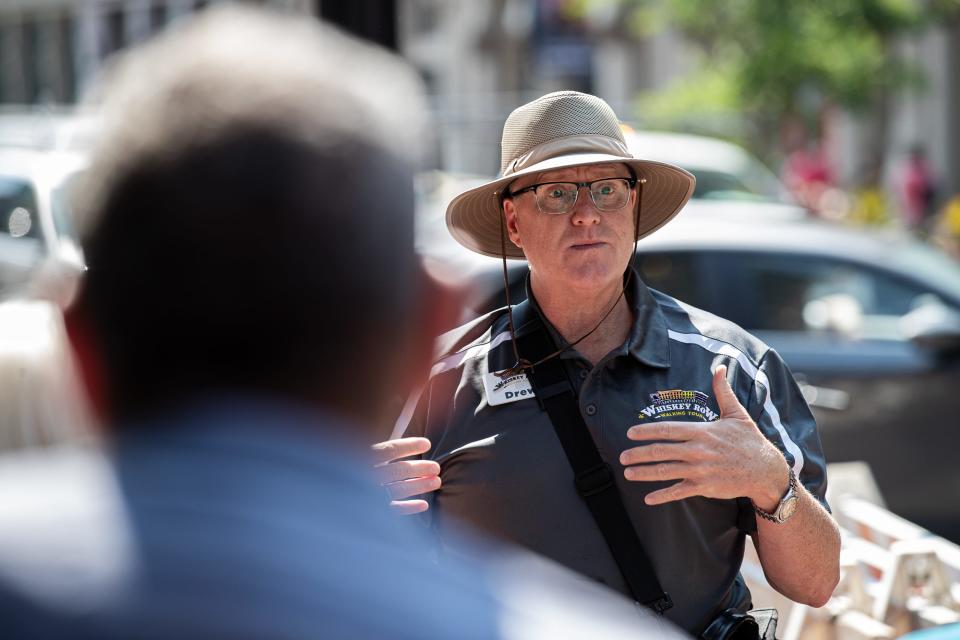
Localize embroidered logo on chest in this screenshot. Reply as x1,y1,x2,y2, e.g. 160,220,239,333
636,389,718,422
482,371,536,406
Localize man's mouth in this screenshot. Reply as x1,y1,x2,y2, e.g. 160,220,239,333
570,241,606,251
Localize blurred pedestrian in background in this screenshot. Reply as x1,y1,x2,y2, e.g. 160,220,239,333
782,140,834,215
899,145,938,233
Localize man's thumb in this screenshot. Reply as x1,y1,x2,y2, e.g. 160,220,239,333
713,365,745,418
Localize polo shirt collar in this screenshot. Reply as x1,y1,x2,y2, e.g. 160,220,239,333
623,267,671,368
515,267,671,369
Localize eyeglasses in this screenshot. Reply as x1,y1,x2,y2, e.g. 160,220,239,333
508,177,637,215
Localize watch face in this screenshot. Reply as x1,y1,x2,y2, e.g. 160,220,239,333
780,495,799,521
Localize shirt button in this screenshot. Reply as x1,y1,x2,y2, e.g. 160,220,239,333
579,369,588,380
585,404,597,416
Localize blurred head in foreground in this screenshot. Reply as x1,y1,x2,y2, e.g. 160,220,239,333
69,2,432,432
0,5,506,639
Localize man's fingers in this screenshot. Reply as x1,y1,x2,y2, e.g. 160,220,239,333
390,500,430,516
627,421,698,442
371,440,440,511
712,365,747,419
371,437,432,465
622,462,690,482
384,475,442,501
644,480,697,505
372,459,440,485
619,442,693,466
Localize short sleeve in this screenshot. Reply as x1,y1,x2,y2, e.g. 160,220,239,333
746,348,831,520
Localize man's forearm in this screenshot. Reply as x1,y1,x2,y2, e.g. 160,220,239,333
752,487,841,607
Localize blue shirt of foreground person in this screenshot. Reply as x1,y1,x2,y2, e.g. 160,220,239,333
0,400,503,639
0,397,683,639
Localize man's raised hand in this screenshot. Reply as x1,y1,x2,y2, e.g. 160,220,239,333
371,437,441,515
620,365,790,509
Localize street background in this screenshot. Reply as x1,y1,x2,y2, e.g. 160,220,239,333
2,2,960,637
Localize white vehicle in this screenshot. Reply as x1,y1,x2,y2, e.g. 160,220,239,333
0,147,87,297
622,129,797,207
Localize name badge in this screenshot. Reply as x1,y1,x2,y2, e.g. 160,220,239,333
482,371,536,406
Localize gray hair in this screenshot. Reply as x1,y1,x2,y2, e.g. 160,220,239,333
72,5,431,422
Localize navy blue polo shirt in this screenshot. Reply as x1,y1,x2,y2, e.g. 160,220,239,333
398,268,829,635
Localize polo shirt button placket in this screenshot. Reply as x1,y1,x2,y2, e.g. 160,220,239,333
579,369,589,381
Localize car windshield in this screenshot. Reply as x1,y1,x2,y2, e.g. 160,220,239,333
50,171,82,242
626,132,789,204
0,175,40,240
690,168,782,202
890,240,960,303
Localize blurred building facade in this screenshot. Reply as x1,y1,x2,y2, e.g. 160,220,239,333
1,0,958,201
0,0,312,107
396,0,960,207
397,0,694,175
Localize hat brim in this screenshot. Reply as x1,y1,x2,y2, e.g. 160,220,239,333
446,153,696,259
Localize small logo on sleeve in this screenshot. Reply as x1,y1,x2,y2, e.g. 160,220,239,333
637,389,717,422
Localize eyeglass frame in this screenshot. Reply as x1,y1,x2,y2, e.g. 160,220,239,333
504,176,639,215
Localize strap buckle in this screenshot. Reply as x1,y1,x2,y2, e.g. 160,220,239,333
574,463,615,497
647,592,674,614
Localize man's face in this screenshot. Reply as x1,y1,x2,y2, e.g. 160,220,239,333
503,163,637,295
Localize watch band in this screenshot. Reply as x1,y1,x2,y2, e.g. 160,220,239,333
754,467,799,524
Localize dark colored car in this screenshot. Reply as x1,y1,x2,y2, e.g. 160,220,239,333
456,205,960,542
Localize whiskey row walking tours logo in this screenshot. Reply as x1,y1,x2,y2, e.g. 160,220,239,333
637,389,718,422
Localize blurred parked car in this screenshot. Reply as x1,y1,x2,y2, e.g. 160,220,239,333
622,129,799,207
0,147,86,297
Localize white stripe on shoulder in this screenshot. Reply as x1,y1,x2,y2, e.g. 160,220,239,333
666,330,804,476
430,330,513,379
390,330,513,440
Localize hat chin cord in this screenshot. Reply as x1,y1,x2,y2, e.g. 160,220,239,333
496,179,644,379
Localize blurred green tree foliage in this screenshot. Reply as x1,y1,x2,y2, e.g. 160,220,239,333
569,0,960,174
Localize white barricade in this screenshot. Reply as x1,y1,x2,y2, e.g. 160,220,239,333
741,462,960,639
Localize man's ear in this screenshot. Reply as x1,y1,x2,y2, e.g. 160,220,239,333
63,301,110,425
502,199,522,249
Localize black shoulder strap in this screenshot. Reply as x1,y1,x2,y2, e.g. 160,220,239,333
513,306,673,613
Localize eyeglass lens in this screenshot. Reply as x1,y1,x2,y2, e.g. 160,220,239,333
534,179,631,214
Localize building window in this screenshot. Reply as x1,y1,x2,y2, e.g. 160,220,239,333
105,7,125,57
58,12,76,102
150,3,168,32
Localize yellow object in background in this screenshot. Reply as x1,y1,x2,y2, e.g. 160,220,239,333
943,195,960,237
849,187,891,226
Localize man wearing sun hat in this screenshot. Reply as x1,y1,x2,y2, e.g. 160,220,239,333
374,91,840,636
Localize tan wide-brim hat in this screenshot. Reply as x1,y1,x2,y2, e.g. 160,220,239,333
446,91,696,259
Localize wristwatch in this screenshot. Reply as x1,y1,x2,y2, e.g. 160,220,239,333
754,468,800,524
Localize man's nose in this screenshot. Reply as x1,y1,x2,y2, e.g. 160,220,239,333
570,185,601,224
